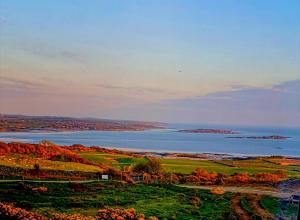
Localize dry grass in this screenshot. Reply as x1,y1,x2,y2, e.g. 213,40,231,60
0,155,103,172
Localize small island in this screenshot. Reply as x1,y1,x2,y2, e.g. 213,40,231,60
227,135,289,140
178,128,240,134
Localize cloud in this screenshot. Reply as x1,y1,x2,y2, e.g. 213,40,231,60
0,76,47,91
115,80,300,127
95,83,179,96
17,42,86,63
1,74,299,127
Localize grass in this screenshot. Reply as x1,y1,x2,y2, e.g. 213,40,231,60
2,152,299,177
79,152,300,177
0,181,233,219
240,196,253,216
0,155,102,172
260,197,280,215
260,196,298,218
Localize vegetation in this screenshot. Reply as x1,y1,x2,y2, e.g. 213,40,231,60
133,157,162,174
78,151,300,178
0,141,299,219
0,114,164,132
0,181,233,220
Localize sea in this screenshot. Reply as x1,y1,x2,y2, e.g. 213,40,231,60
0,124,299,157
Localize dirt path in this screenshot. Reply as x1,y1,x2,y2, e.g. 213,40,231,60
247,194,274,220
178,185,295,198
231,195,250,220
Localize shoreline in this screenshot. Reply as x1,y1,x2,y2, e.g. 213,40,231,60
0,138,299,160
98,145,300,160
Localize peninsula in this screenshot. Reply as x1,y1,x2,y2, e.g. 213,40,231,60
178,128,240,134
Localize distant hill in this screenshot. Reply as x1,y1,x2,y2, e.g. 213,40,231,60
0,114,166,132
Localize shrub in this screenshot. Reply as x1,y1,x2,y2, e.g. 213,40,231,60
232,173,250,183
193,169,217,183
51,213,95,220
0,202,46,220
255,173,280,183
190,196,201,206
96,207,144,220
133,157,162,175
210,187,225,195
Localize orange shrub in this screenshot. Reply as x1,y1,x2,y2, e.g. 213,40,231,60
0,202,46,220
96,207,144,220
210,187,225,195
193,169,217,183
255,173,281,183
232,173,250,183
52,213,95,220
32,186,48,193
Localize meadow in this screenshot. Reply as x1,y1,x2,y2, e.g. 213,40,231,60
78,152,300,177
0,180,297,220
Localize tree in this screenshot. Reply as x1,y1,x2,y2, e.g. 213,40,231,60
132,157,162,174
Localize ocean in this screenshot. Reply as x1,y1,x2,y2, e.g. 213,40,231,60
0,124,299,157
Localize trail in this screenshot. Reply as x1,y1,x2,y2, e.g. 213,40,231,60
247,194,274,220
231,195,250,220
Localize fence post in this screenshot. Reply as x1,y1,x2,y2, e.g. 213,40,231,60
297,199,299,220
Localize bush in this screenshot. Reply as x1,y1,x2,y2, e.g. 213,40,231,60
0,202,46,220
96,207,144,220
133,157,162,175
232,173,250,183
190,196,201,206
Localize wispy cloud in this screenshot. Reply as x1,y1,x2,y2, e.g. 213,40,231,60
0,76,47,91
116,79,300,126
16,42,86,63
95,83,181,96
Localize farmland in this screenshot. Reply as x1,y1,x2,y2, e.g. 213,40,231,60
78,151,300,178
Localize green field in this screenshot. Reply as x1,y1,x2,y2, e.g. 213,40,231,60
0,181,233,220
0,181,297,219
79,152,300,177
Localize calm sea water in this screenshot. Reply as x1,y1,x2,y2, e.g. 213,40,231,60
0,124,299,157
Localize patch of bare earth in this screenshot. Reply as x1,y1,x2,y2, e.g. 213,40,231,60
247,194,274,220
231,195,250,220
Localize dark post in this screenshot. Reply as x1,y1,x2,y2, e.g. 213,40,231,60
297,199,299,220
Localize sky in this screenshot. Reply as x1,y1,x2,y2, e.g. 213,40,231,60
0,0,299,127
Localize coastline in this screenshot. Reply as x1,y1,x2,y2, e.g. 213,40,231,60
94,145,300,160
1,137,299,160
0,125,299,159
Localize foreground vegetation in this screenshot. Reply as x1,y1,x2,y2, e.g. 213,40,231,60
0,141,299,219
0,181,298,220
0,181,232,219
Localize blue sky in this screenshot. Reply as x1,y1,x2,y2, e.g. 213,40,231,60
0,0,299,126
